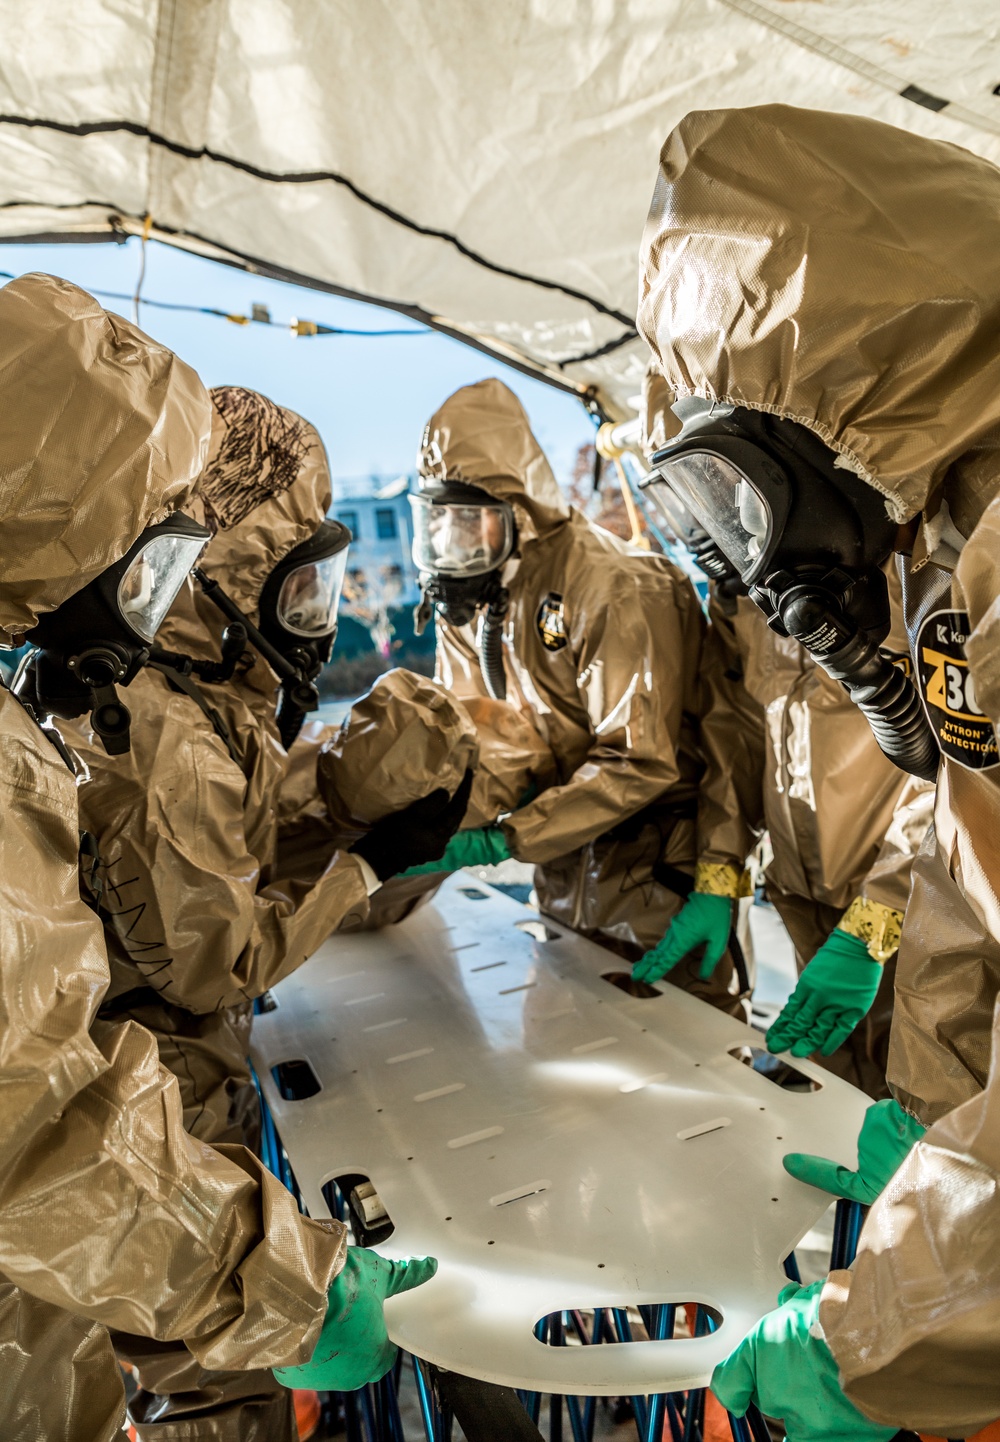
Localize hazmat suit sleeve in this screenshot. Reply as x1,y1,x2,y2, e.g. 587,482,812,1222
0,692,345,1369
820,998,1000,1436
80,674,370,1015
692,589,767,895
820,500,1000,1435
502,568,704,864
836,775,935,961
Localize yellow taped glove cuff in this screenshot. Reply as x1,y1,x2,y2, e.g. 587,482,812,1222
837,895,904,964
694,860,751,899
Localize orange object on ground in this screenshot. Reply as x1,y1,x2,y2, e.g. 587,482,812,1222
294,1388,321,1440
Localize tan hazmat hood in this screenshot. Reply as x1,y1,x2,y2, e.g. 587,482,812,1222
157,386,332,687
0,273,210,640
638,105,1000,527
417,379,569,543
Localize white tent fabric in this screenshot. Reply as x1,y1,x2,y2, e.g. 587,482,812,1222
0,0,997,416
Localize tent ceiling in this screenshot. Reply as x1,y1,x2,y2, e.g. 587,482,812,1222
0,0,996,417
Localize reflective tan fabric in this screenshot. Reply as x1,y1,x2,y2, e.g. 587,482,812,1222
0,689,343,1372
821,999,1000,1436
0,273,209,640
696,590,767,878
638,101,1000,1429
699,589,931,918
274,719,451,930
158,386,334,723
0,294,344,1371
69,667,370,1016
638,104,1000,529
0,1281,125,1441
824,501,1000,1429
884,540,1000,1127
689,585,935,957
460,695,557,829
426,381,710,966
889,831,1000,1126
0,343,341,1379
316,667,480,832
108,998,294,1441
116,1330,296,1442
960,496,1000,732
120,998,261,1150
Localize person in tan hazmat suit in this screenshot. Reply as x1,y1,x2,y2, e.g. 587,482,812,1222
636,364,935,1099
0,281,436,1442
65,384,467,1438
637,103,1000,1440
414,377,745,1014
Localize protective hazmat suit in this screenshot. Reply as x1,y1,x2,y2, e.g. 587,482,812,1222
0,275,351,1442
643,365,934,1097
67,388,451,1437
275,664,556,926
638,103,1000,1435
73,391,372,1020
421,379,742,1012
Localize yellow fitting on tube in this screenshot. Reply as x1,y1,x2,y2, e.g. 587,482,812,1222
596,421,625,460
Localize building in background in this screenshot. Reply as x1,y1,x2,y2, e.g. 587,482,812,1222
332,474,421,653
323,473,434,696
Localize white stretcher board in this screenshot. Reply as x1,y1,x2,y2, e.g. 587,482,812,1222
251,875,868,1396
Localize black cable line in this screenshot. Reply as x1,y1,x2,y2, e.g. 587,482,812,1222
0,209,610,396
0,268,428,334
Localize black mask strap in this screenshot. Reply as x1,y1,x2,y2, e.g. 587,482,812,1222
193,570,320,746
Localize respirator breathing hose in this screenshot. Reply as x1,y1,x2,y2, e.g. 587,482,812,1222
778,585,939,783
479,594,508,702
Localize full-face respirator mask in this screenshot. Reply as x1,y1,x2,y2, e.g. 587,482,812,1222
409,481,517,700
646,402,938,782
19,514,210,754
192,519,350,749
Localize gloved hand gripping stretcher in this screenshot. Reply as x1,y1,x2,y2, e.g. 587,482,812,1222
251,873,868,1397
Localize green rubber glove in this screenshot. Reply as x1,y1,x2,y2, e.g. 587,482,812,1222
399,825,512,877
711,1280,897,1442
632,891,732,984
783,1098,926,1204
273,1249,438,1392
766,928,882,1058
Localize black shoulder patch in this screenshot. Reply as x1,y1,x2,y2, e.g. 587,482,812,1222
536,593,568,653
916,609,998,771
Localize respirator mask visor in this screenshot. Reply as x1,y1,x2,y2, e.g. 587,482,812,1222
409,487,515,579
274,546,349,638
22,513,210,752
252,519,351,748
639,468,743,586
116,526,212,642
652,404,938,781
649,444,787,586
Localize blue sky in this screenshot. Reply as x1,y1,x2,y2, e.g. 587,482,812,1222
0,238,594,486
